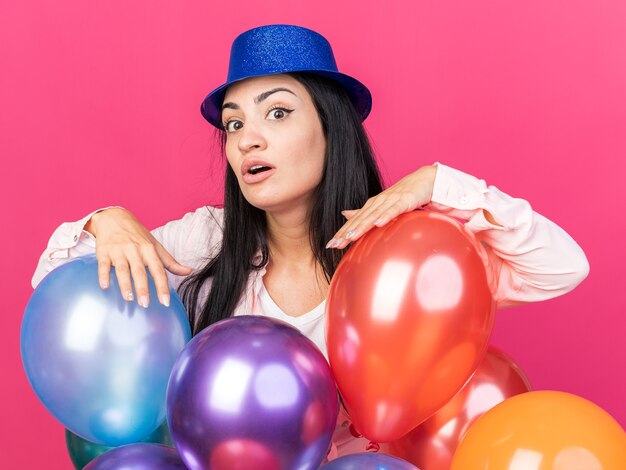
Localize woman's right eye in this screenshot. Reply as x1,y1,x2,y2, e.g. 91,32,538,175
224,120,243,133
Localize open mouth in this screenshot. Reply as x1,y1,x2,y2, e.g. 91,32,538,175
248,165,273,175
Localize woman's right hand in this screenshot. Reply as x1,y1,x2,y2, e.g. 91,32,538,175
85,208,193,308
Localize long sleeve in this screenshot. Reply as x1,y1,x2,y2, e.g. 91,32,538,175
32,206,225,291
424,162,589,309
31,207,115,288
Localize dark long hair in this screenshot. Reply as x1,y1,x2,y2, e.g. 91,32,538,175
178,72,383,335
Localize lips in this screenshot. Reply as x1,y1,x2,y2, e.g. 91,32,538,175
241,159,275,177
241,158,276,184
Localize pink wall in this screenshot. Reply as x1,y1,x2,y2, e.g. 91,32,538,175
3,0,624,467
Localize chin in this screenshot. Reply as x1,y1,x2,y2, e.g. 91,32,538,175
243,190,313,214
241,191,281,211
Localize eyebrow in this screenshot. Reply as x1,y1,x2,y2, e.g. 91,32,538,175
221,87,297,111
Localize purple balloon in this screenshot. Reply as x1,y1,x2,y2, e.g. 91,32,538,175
167,315,339,470
84,443,187,469
320,452,420,470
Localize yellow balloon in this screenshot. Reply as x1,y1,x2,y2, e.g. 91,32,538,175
451,391,626,470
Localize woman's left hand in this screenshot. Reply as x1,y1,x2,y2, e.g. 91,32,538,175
327,164,438,250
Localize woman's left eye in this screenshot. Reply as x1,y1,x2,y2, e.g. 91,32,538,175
267,107,293,120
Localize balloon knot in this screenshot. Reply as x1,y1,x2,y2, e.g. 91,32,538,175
348,423,362,438
366,441,380,452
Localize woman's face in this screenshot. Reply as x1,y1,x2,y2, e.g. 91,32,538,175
221,74,326,215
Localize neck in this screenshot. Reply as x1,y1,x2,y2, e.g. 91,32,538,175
265,207,315,265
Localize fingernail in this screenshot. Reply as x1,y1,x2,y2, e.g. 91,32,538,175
140,295,149,308
160,294,170,307
126,291,134,301
325,239,336,249
332,238,344,248
374,218,384,226
345,230,356,239
101,281,109,289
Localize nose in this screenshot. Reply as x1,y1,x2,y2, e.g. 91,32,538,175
237,119,267,154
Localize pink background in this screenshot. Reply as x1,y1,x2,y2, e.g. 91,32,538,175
3,0,624,467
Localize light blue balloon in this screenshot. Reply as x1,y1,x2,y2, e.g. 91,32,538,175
21,254,191,446
320,453,420,470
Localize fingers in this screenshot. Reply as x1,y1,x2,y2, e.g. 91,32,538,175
155,242,193,277
328,166,436,250
328,197,410,250
128,252,150,307
111,257,135,302
96,243,191,308
97,256,112,290
147,245,182,308
90,209,191,308
327,197,385,249
341,210,358,220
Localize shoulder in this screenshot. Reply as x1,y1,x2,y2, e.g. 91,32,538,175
156,205,225,268
177,205,224,245
183,205,224,228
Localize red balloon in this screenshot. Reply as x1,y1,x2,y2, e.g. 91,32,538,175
384,347,532,469
326,210,496,442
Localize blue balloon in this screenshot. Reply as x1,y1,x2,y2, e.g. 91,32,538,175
321,453,420,470
84,443,187,469
21,254,191,446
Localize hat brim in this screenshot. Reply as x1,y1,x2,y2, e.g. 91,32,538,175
200,70,372,129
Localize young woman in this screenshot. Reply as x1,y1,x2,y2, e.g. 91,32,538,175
32,24,589,456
